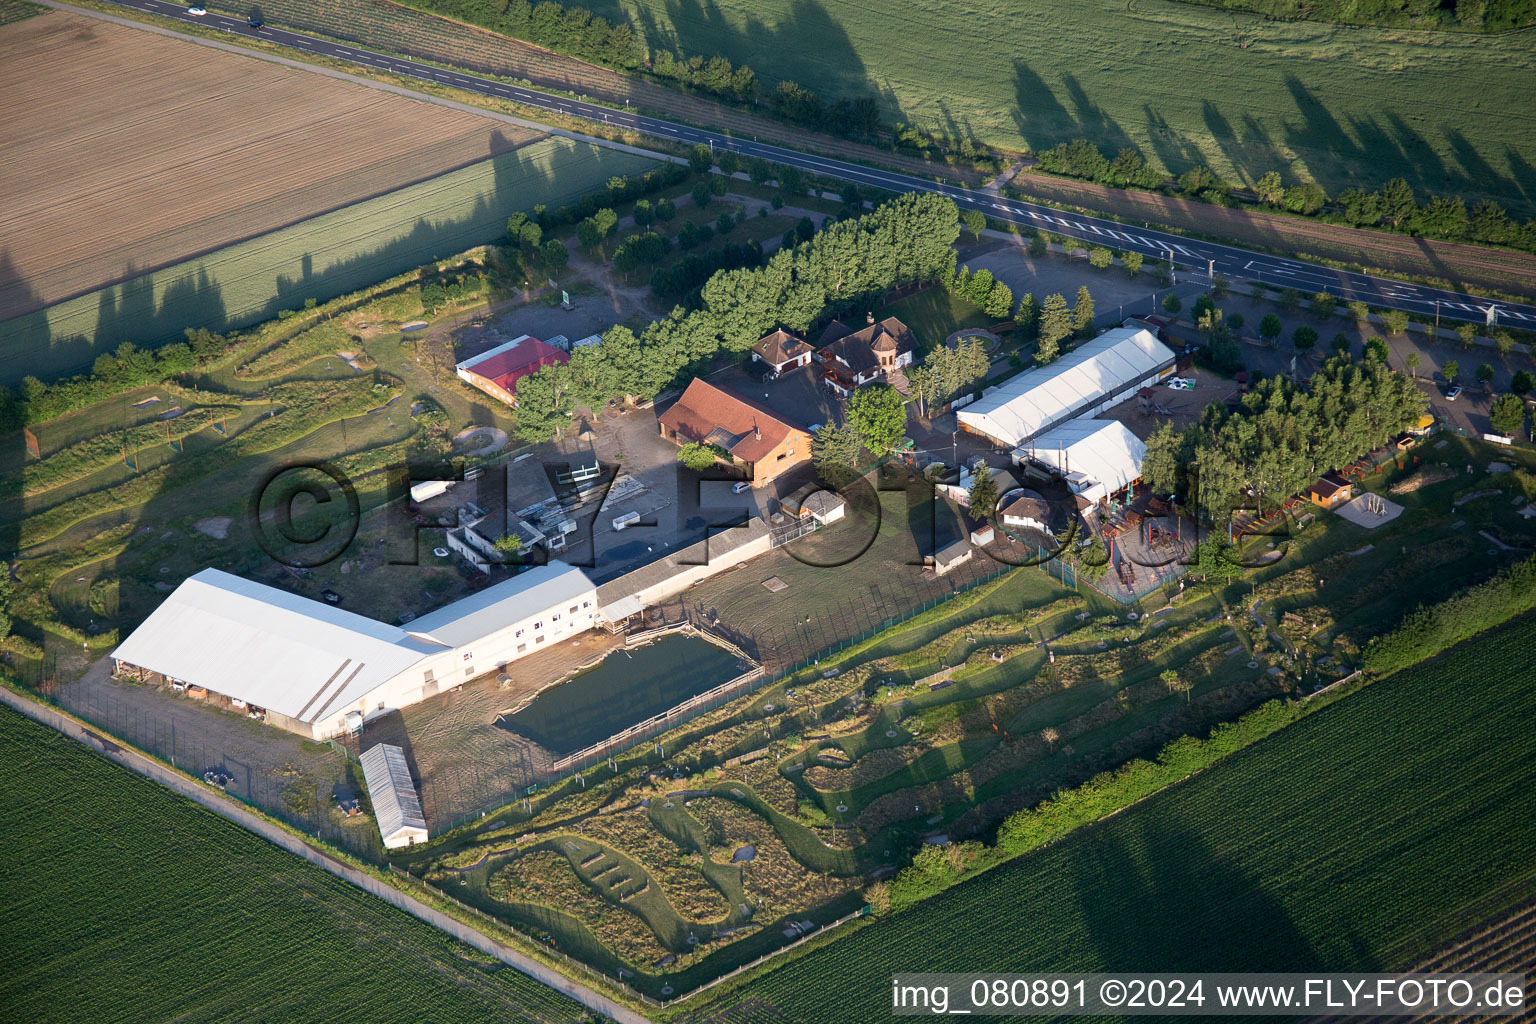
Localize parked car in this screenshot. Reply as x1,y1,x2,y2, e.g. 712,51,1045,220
732,481,752,494
1446,385,1463,401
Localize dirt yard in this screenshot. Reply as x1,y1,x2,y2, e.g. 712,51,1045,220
0,9,537,319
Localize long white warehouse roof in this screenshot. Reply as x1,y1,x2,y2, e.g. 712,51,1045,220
958,327,1175,448
111,563,594,725
1015,419,1147,500
360,743,428,847
110,569,437,725
404,562,593,647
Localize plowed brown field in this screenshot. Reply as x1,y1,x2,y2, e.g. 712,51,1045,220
0,10,540,320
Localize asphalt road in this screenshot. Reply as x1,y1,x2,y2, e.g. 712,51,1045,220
111,0,1536,326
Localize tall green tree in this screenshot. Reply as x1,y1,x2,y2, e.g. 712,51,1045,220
1038,293,1071,362
967,468,999,520
1442,360,1459,384
511,365,574,442
677,442,726,471
1258,313,1283,345
961,209,986,241
1379,178,1416,228
1014,292,1039,339
1072,285,1095,336
846,384,907,452
1255,171,1284,205
811,423,864,472
1490,394,1527,437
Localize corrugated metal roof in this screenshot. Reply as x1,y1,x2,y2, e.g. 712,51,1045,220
360,743,427,842
405,561,594,648
110,569,434,723
1015,419,1147,496
957,328,1175,447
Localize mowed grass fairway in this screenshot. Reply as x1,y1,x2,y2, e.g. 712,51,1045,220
0,136,659,387
0,706,591,1024
683,613,1536,1023
590,0,1536,212
0,10,508,320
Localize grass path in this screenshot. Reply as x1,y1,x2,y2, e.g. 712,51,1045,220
681,611,1536,1022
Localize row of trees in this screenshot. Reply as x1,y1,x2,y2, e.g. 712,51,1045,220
1,328,232,432
509,193,961,440
909,338,991,416
1141,355,1429,522
1188,0,1534,33
400,0,897,142
1028,136,1536,253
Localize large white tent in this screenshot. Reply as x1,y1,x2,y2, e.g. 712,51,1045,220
1012,419,1148,503
111,563,597,739
957,327,1176,448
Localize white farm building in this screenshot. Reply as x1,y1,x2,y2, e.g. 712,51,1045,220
111,563,598,740
957,326,1177,449
1013,419,1149,503
360,743,429,849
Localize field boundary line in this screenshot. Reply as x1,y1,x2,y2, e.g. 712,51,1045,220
0,683,655,1024
37,0,679,171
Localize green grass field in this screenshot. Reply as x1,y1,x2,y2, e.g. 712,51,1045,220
0,137,659,387
0,705,592,1024
589,0,1536,213
683,610,1536,1022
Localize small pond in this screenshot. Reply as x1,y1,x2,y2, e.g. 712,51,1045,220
498,634,745,755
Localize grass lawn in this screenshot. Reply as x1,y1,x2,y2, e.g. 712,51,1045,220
587,0,1536,215
0,705,592,1024
683,610,1536,1022
874,286,992,355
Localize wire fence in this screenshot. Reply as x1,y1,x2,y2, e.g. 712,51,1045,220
24,676,381,859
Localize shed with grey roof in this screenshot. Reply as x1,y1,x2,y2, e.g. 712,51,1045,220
360,743,429,849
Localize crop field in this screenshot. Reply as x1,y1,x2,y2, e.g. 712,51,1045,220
0,706,593,1024
196,0,976,184
1,124,658,386
394,432,1536,999
681,610,1536,1023
586,0,1536,214
0,10,511,325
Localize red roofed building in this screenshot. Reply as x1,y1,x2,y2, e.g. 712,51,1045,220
455,335,570,407
657,378,813,487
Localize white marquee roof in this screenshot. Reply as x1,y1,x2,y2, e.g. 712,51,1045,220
1014,419,1147,500
360,743,428,843
111,569,435,725
957,327,1175,447
112,563,597,725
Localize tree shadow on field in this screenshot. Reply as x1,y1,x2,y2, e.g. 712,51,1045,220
1011,60,1080,147
0,129,642,388
1068,819,1320,971
615,0,909,127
